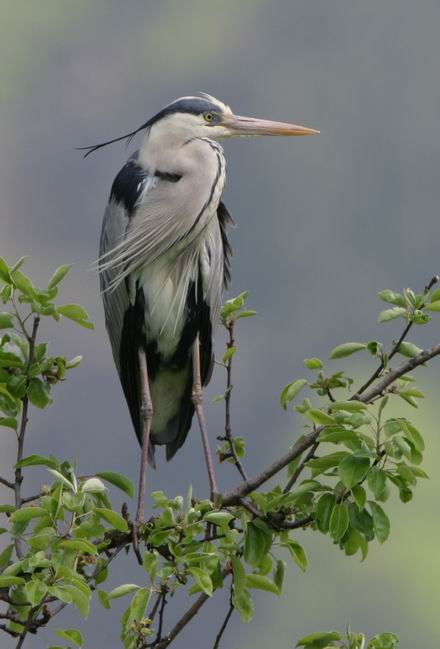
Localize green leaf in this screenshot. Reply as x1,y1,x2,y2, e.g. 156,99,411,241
232,588,253,623
367,467,387,499
425,300,440,312
303,358,323,370
397,342,422,358
97,589,110,609
0,417,17,430
222,346,236,363
236,309,257,319
307,451,349,475
296,631,341,648
283,540,307,572
16,454,58,469
280,379,308,410
108,583,140,600
59,539,97,555
143,551,158,580
28,378,51,409
24,579,48,607
57,304,94,329
351,485,367,510
0,313,13,329
338,454,370,489
316,493,335,533
47,468,74,490
0,575,25,587
377,307,406,323
188,567,213,596
304,409,337,426
329,504,349,542
95,508,128,533
81,477,107,493
377,290,406,307
245,573,279,595
398,419,425,452
10,269,35,297
0,543,13,570
0,257,10,283
95,471,134,498
329,342,366,359
244,520,272,567
367,632,399,649
48,265,71,289
273,559,285,595
231,557,246,596
63,584,90,619
369,501,390,544
10,506,46,523
203,511,234,527
127,587,151,625
55,629,83,648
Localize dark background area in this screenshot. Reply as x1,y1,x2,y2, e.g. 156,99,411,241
1,2,439,647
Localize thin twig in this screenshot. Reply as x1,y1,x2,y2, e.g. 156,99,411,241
212,591,234,649
0,477,14,489
283,441,319,493
14,315,40,560
222,321,247,481
154,591,211,649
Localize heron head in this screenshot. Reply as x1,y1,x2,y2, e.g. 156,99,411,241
149,93,319,141
79,93,318,157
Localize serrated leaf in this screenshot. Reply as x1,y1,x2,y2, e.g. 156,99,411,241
57,304,94,329
280,379,308,410
367,467,387,499
378,307,406,323
244,520,272,567
329,342,366,359
63,584,90,618
377,290,406,307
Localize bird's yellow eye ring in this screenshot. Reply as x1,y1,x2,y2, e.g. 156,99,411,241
204,112,214,122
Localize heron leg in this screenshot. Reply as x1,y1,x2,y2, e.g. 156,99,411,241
135,346,153,524
192,334,218,500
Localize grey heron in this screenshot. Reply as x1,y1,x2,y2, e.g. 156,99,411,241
83,94,318,520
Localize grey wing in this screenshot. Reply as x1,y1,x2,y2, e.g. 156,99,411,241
99,157,156,461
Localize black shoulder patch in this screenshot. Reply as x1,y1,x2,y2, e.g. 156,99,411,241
110,158,149,217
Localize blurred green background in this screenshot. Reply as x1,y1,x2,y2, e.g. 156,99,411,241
1,1,439,647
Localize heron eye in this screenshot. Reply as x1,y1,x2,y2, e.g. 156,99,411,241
204,112,214,123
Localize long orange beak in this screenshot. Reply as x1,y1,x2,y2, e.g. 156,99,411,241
223,114,319,137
